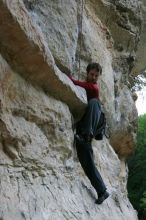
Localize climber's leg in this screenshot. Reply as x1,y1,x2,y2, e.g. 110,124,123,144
76,98,101,138
76,139,106,196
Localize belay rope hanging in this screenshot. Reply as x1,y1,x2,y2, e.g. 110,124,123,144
78,0,84,79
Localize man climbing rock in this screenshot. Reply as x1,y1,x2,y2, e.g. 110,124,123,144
68,62,109,204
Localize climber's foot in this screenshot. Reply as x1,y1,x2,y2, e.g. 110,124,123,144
95,191,109,205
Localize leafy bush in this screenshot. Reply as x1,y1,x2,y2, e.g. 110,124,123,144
140,191,146,212
128,114,146,219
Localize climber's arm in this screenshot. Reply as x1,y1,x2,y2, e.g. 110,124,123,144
69,76,94,90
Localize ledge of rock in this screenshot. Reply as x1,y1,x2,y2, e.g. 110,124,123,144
0,0,87,119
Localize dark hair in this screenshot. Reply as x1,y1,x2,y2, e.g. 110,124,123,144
86,62,102,74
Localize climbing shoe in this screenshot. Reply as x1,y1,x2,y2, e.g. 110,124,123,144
95,191,109,204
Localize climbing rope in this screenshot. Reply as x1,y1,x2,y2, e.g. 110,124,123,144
78,0,84,79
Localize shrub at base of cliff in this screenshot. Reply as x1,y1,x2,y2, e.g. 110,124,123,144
128,114,146,220
140,191,146,219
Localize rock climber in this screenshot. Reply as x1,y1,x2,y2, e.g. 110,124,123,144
68,62,109,204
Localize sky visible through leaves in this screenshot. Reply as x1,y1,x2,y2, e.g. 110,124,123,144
135,74,146,115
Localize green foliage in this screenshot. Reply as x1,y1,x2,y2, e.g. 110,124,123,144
128,114,146,218
140,191,146,212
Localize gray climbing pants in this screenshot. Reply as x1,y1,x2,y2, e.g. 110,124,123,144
76,98,101,137
76,98,106,195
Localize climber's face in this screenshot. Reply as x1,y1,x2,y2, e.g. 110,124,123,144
87,68,101,83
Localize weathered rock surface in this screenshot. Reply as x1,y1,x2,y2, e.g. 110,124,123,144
0,0,145,219
132,0,146,74
0,0,87,119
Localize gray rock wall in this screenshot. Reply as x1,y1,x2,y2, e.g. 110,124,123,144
0,0,145,219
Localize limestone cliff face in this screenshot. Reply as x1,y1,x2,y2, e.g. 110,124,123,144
0,0,145,219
